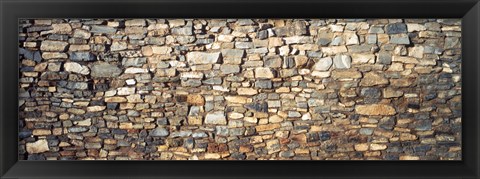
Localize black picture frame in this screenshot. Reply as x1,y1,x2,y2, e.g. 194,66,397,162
1,0,479,178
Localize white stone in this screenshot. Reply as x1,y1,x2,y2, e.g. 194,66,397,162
26,139,50,154
312,57,333,71
64,62,90,75
205,111,227,125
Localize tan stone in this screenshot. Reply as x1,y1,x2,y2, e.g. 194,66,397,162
331,70,362,80
254,67,275,79
400,133,418,141
370,143,387,151
255,123,281,132
360,72,388,86
355,104,396,115
105,97,127,103
354,143,369,151
26,139,50,154
87,106,106,112
400,156,420,160
237,88,258,95
187,94,205,105
225,96,249,104
33,129,51,136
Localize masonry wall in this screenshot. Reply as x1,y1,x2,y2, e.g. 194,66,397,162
18,19,462,160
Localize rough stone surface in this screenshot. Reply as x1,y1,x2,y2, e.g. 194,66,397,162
19,19,461,161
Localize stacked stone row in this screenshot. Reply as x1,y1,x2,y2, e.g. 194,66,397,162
18,18,461,160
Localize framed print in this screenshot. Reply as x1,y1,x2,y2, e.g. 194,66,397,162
1,0,480,178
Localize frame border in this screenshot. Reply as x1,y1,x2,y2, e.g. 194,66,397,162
1,0,479,178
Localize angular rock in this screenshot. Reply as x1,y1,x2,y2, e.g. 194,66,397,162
40,41,68,52
150,127,169,137
26,139,50,154
205,111,227,125
90,62,122,78
254,67,275,79
360,72,389,86
333,54,352,69
312,57,333,71
355,104,396,115
186,52,221,65
64,62,90,75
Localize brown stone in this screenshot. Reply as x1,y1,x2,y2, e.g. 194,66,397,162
187,94,205,105
360,72,389,86
355,104,396,115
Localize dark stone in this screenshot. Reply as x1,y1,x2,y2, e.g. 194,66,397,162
407,103,420,109
69,52,96,61
306,132,320,142
379,117,396,130
255,80,273,89
257,30,268,40
377,51,392,64
27,26,52,32
414,120,432,131
414,145,432,153
424,92,437,101
245,102,268,112
175,95,187,102
107,103,118,110
91,25,117,34
414,112,430,120
319,132,331,141
112,129,127,135
230,152,246,160
27,154,46,160
385,23,407,34
48,34,69,41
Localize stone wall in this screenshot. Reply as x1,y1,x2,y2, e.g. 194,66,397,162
18,19,462,160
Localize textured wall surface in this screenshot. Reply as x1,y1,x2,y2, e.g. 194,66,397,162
18,19,462,160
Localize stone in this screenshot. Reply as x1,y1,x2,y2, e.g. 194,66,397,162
73,29,91,39
26,139,50,154
255,80,273,89
331,70,362,80
389,34,410,44
69,52,96,61
254,67,275,79
266,139,281,154
110,41,128,51
205,111,227,125
355,104,396,115
333,54,351,69
186,52,221,65
377,52,392,64
51,23,72,34
386,23,407,34
237,88,258,95
360,72,389,86
312,57,333,71
187,94,205,105
40,41,68,51
172,26,193,35
370,143,388,150
351,53,375,64
284,36,313,44
91,25,117,34
91,62,122,78
220,64,240,74
150,127,169,137
64,62,90,75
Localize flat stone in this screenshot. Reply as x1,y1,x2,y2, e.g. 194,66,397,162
91,25,117,34
255,67,275,79
26,139,50,154
110,41,128,51
386,23,407,34
355,104,396,115
51,23,72,34
333,54,352,69
284,36,313,44
64,62,90,75
266,139,281,154
255,80,273,89
187,52,221,65
205,111,227,125
220,64,241,74
312,57,333,71
390,34,410,44
172,26,193,35
360,72,389,86
40,41,68,52
237,88,258,95
150,127,169,137
187,94,205,105
91,62,122,78
377,52,392,64
69,52,96,61
331,70,362,80
221,49,245,58
351,53,375,64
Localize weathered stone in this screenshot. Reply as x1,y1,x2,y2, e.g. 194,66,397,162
40,41,68,52
187,94,205,105
205,111,227,125
355,104,396,115
69,52,96,61
333,54,351,69
312,57,333,71
64,62,90,75
26,139,50,154
187,52,221,65
254,67,275,79
220,64,240,74
150,127,169,137
386,23,407,34
390,34,410,44
360,72,389,86
91,62,122,78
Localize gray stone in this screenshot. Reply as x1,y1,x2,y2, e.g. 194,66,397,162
377,51,392,64
220,64,241,74
90,62,122,78
312,57,333,71
172,26,193,35
205,111,227,125
385,23,407,34
150,127,169,137
264,55,283,68
333,54,352,69
91,25,117,34
186,52,221,65
390,34,410,44
69,52,96,61
40,41,68,52
221,49,245,58
122,58,146,67
359,128,374,135
255,80,273,89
